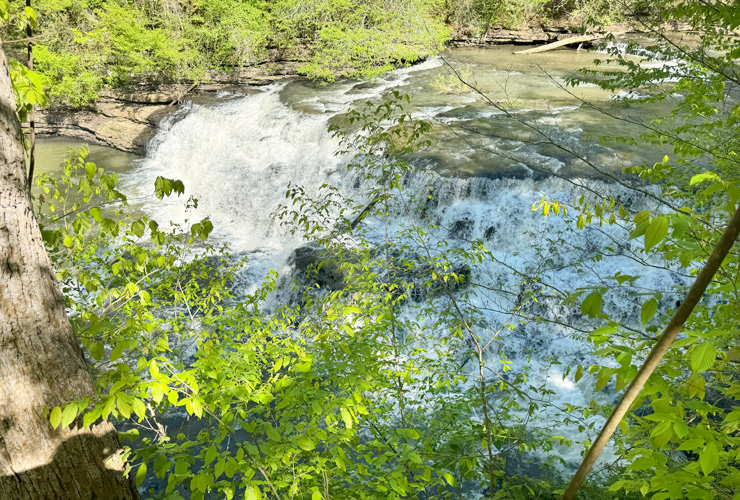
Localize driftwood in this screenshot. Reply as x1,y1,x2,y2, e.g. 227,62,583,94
168,82,199,106
513,34,607,55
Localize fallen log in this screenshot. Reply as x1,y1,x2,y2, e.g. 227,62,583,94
513,34,606,55
168,82,199,106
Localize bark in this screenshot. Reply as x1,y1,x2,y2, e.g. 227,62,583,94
0,45,140,500
25,0,35,190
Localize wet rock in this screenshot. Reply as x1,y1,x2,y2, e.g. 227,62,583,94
396,261,472,303
449,217,474,239
289,244,345,291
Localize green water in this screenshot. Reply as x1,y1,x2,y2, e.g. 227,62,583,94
35,136,140,176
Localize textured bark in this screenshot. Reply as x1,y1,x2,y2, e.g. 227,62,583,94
0,46,140,499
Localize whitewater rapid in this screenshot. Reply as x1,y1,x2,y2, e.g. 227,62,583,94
125,52,685,471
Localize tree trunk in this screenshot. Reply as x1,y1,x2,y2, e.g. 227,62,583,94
0,45,140,500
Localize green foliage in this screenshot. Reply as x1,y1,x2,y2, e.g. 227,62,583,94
530,2,740,498
27,3,740,499
0,0,448,105
439,0,638,32
9,57,47,121
0,2,48,128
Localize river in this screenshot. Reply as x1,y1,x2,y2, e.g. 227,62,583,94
37,44,684,492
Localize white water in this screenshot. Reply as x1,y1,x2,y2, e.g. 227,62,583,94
126,49,685,474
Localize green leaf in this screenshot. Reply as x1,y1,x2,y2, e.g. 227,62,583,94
677,438,704,451
443,472,458,487
117,394,132,419
687,372,706,399
89,342,104,362
641,298,658,327
580,291,603,318
700,441,719,476
110,342,125,362
644,215,669,251
131,220,145,237
132,398,147,421
102,396,116,419
174,459,188,475
154,455,170,479
245,485,260,500
595,367,613,391
640,483,649,496
691,343,717,373
224,458,237,478
205,446,218,466
50,406,62,429
89,207,102,222
266,426,282,442
297,436,315,451
574,364,584,382
61,403,78,428
214,459,225,479
674,421,689,439
135,462,147,487
24,6,37,29
689,171,720,186
191,398,203,418
340,407,353,429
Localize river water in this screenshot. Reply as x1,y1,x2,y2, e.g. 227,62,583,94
38,45,683,481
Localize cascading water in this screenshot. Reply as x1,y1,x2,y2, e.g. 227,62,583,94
122,46,687,474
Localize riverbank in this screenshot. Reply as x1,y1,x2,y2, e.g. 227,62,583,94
36,61,305,154
34,22,685,154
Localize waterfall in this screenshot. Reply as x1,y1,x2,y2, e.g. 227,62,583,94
126,55,685,468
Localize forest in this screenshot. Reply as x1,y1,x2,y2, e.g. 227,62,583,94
0,1,739,500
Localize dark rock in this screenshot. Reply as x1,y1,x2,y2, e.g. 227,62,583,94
289,244,345,291
450,217,474,239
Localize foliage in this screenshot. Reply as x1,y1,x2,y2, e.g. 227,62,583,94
24,2,740,500
0,0,652,106
529,1,740,498
0,0,448,105
34,84,629,497
0,1,47,129
438,0,638,32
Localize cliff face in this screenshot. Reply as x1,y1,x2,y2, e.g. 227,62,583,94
36,62,304,154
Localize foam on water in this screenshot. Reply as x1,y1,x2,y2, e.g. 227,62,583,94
128,87,349,260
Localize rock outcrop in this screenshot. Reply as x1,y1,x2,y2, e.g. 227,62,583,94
36,61,304,154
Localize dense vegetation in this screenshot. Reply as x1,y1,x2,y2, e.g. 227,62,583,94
1,0,643,106
3,0,740,499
